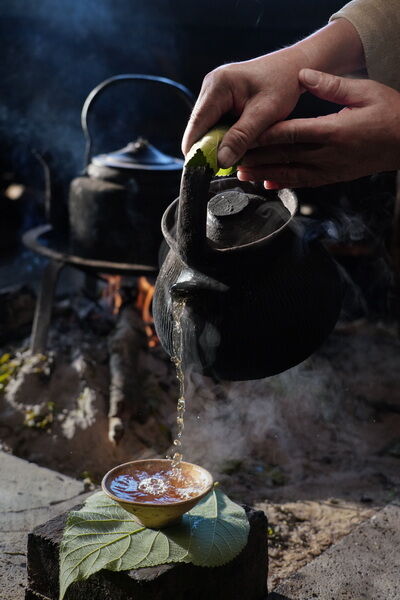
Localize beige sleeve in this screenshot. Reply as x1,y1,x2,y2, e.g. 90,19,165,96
330,0,400,90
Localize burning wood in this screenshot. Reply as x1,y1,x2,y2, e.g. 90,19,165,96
136,276,158,348
101,275,158,347
108,304,147,444
102,275,158,443
101,275,123,315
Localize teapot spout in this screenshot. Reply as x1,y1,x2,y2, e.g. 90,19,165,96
170,268,228,299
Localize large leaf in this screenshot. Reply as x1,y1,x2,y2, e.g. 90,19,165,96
59,487,249,599
185,126,237,176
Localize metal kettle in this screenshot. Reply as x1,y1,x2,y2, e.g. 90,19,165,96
153,166,343,381
68,74,194,265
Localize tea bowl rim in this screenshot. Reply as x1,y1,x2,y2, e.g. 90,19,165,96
101,458,214,508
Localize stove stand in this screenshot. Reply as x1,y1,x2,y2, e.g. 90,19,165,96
23,224,157,354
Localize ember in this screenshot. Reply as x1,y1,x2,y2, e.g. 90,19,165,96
101,274,123,315
136,276,158,348
101,274,158,346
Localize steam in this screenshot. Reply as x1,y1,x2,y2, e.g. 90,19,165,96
178,320,400,501
181,360,341,477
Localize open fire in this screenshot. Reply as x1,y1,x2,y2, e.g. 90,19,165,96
101,274,158,347
136,276,158,348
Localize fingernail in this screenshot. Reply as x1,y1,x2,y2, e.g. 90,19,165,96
237,171,251,182
218,145,236,168
264,180,281,190
301,69,320,87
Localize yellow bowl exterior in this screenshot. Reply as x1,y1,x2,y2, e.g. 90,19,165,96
101,459,213,529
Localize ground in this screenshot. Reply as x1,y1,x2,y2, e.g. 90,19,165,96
0,302,399,582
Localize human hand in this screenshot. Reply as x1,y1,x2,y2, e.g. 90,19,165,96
181,48,308,168
237,69,400,189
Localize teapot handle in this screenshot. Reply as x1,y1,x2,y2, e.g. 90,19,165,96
176,164,214,267
80,74,195,167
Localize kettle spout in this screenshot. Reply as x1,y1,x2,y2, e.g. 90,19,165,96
170,268,228,298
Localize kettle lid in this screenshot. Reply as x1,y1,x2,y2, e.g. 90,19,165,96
92,137,184,171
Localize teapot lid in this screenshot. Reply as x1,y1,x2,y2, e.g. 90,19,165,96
92,137,184,171
207,188,292,249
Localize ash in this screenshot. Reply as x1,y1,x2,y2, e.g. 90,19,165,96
0,291,399,513
0,292,178,481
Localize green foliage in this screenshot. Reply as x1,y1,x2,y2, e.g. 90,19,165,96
0,353,19,392
0,351,51,394
23,401,56,430
59,487,249,599
185,126,237,176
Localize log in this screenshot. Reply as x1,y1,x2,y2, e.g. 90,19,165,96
107,304,147,444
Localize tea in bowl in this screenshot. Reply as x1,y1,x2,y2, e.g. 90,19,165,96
102,458,213,528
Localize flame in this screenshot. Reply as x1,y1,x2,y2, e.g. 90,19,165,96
136,276,158,348
100,275,158,347
101,275,123,315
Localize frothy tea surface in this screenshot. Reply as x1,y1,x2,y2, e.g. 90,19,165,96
110,467,207,504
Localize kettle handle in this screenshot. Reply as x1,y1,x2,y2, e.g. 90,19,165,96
176,164,214,267
80,74,195,167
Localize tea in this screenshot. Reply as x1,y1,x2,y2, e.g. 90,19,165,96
168,298,187,467
110,467,205,504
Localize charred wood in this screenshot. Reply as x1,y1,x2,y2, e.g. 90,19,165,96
107,304,147,444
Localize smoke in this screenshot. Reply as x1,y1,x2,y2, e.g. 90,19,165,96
0,0,183,189
177,320,400,502
181,359,341,477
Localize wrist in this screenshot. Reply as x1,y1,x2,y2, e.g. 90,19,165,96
293,19,365,76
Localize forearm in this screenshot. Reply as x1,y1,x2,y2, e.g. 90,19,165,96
280,18,365,78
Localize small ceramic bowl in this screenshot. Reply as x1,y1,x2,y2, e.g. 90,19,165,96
102,458,213,529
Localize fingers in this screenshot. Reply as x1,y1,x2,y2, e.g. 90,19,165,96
257,114,338,146
299,69,367,106
217,98,279,167
238,165,327,189
240,143,321,167
182,98,229,156
181,70,234,155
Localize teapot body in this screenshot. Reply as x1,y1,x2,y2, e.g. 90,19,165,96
67,74,194,266
68,164,180,265
153,174,343,380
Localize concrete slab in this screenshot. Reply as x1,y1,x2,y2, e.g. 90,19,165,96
0,452,88,600
270,502,400,600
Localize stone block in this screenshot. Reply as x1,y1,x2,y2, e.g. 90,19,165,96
271,502,400,600
0,451,88,600
26,504,268,600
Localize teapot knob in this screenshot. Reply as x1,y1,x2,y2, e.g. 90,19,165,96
208,190,250,217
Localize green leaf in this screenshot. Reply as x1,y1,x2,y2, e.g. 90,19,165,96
59,488,249,599
171,487,250,567
185,126,237,176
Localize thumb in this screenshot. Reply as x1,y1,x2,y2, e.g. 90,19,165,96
217,101,275,168
299,69,366,106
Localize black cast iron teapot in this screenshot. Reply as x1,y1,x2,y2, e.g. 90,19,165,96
153,165,343,381
68,74,194,266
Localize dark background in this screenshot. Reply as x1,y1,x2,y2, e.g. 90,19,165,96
0,0,396,319
0,0,345,190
